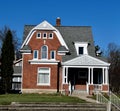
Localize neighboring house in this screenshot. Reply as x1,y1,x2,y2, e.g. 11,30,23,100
12,59,22,91
20,18,110,95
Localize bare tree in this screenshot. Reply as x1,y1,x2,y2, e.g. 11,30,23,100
0,26,21,59
107,43,120,93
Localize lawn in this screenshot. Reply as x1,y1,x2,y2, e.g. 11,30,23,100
0,93,86,105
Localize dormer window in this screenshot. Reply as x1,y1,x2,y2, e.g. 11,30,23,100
74,42,88,55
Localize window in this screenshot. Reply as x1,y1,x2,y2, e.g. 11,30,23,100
74,42,88,55
41,45,48,59
79,47,84,55
37,68,50,85
36,32,41,38
49,33,53,39
33,50,38,59
50,51,55,59
43,33,47,39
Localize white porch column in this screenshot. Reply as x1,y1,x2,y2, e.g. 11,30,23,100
91,68,93,84
66,67,68,84
88,68,90,84
105,67,108,84
63,67,68,84
102,68,105,84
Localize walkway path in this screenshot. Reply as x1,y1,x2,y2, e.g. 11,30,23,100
71,93,96,103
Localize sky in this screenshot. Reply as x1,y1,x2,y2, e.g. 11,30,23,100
0,0,120,50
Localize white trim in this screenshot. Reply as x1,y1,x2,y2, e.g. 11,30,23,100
74,42,88,55
48,33,53,39
36,32,41,38
21,21,69,51
62,55,110,66
43,32,47,39
28,59,59,65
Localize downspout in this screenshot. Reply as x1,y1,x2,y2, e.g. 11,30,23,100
57,62,60,93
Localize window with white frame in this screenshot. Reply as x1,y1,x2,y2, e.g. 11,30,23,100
33,50,38,59
74,42,88,55
37,68,50,85
41,45,48,59
49,33,53,39
43,33,47,39
50,50,55,59
36,32,41,38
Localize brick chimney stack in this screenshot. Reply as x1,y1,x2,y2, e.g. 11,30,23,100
56,17,61,26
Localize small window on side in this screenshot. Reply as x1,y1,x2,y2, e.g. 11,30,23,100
33,50,38,59
50,51,55,59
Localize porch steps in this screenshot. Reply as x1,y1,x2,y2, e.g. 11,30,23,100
0,102,107,111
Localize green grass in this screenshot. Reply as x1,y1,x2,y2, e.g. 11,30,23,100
0,93,86,105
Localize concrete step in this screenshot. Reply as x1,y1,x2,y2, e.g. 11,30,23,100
0,103,107,111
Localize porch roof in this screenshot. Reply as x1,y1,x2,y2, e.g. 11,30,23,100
62,55,110,67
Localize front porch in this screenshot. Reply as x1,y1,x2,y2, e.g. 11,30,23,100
62,67,109,95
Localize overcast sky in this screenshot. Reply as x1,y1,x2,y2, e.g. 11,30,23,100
0,0,120,50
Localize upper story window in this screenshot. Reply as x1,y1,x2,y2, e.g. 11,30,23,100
50,50,56,59
36,32,41,38
43,33,47,39
49,33,53,39
74,42,88,55
41,45,48,59
33,50,38,59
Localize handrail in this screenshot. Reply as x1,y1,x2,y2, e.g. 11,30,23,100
110,91,120,110
96,92,111,111
96,92,109,103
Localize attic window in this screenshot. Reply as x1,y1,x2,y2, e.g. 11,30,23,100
49,33,53,39
36,32,41,38
43,33,47,39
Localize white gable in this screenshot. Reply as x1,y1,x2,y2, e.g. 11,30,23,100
62,55,110,66
21,21,68,50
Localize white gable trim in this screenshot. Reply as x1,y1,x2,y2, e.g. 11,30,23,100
21,21,68,50
62,55,110,66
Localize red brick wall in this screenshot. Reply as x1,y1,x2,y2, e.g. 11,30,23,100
22,30,62,91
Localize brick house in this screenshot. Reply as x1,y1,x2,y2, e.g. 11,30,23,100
20,18,110,95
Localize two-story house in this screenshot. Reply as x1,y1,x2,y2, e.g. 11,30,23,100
20,18,110,95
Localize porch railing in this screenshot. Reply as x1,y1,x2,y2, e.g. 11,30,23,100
94,84,102,93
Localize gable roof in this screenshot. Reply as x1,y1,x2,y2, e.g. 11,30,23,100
62,54,110,67
21,21,108,63
21,21,68,50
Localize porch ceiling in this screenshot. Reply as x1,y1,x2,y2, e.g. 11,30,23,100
62,55,110,66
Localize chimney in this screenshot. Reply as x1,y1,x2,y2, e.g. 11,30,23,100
56,17,61,26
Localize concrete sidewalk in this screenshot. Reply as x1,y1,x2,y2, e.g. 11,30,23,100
71,93,96,103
